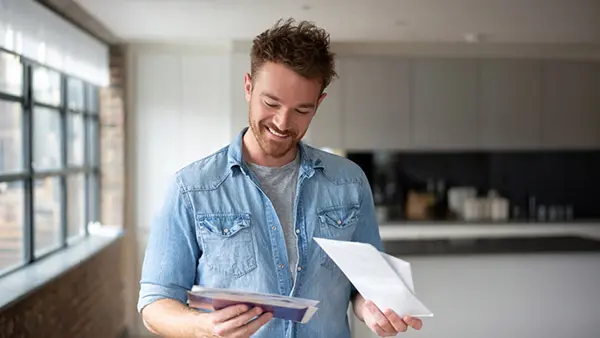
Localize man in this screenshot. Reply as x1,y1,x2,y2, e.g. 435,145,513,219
138,18,423,338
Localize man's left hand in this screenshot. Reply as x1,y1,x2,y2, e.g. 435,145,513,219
355,298,423,337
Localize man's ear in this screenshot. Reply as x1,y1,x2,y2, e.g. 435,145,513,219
315,92,328,114
244,73,253,103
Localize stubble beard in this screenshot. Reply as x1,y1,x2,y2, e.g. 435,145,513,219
249,107,299,159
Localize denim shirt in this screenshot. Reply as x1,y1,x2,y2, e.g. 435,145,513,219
138,128,383,338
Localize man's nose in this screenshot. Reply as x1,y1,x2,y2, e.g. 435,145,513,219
272,109,292,131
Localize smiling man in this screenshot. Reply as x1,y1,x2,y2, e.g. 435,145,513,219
137,18,423,338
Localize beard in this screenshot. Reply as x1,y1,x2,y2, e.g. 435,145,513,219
249,109,300,159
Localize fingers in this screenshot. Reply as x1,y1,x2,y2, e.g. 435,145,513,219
383,308,408,333
362,300,425,337
404,316,423,330
213,307,264,336
212,304,250,324
364,301,397,336
369,323,390,337
233,312,274,337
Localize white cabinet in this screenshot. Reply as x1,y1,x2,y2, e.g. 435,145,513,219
412,58,480,150
224,54,600,152
230,52,251,138
541,61,600,149
307,72,344,149
341,56,411,150
480,60,542,149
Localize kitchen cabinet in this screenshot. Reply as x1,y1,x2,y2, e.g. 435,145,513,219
307,71,344,149
541,61,600,149
412,58,480,150
341,56,411,150
480,59,542,149
230,52,251,138
229,54,600,152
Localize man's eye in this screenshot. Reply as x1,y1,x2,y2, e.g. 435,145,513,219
264,101,278,108
296,109,311,115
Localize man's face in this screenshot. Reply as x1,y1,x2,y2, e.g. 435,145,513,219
244,62,326,159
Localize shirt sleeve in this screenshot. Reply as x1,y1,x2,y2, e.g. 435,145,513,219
137,173,201,313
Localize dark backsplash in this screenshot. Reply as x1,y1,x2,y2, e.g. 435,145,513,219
347,150,600,220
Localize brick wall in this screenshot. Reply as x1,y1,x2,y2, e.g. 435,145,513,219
100,45,126,227
0,238,126,338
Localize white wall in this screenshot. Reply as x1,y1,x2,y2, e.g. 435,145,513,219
128,44,238,335
129,44,234,232
351,252,600,338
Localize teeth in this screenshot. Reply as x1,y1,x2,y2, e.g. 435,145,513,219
268,127,287,137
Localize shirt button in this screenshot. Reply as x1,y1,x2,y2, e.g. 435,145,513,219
297,266,302,271
279,264,285,269
295,229,300,234
223,228,229,233
271,226,276,231
337,220,342,225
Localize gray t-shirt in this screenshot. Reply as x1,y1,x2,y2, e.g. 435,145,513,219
246,156,300,281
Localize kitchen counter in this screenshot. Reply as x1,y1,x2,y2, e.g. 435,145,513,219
378,221,600,256
379,221,600,239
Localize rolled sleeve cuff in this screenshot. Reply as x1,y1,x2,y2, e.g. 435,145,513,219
137,283,189,313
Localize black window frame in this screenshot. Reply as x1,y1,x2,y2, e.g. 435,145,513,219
0,47,101,277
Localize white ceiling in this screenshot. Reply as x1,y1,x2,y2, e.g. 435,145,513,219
76,0,600,44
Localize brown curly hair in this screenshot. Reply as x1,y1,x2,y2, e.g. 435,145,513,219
250,18,337,93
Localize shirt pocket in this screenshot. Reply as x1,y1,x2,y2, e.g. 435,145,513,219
196,213,257,279
317,204,360,270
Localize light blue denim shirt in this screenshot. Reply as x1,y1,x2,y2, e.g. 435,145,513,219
138,128,383,338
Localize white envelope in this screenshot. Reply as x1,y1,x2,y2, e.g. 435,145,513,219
314,237,433,318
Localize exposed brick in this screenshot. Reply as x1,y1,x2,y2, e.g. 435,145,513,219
100,44,126,228
0,238,125,338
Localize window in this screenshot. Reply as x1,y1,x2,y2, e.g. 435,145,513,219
0,49,100,276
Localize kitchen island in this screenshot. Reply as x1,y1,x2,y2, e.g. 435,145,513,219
349,221,600,338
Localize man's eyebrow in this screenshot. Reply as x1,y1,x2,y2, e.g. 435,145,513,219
262,93,315,109
262,93,280,102
297,102,315,109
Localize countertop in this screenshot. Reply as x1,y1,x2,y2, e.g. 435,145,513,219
379,221,600,240
378,221,600,256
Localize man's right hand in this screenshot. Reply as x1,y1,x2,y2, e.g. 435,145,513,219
196,303,273,338
141,299,273,338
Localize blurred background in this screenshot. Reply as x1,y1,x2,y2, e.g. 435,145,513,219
0,0,599,337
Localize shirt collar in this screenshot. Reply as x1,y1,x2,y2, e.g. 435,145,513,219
227,127,324,177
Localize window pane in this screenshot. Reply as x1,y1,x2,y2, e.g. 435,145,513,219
0,52,22,96
33,107,62,171
87,86,99,114
87,118,99,166
0,101,23,174
34,176,62,256
33,67,61,107
67,78,84,111
67,174,85,239
67,113,84,166
0,181,24,272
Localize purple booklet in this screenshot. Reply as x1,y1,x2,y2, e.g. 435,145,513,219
187,286,319,323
